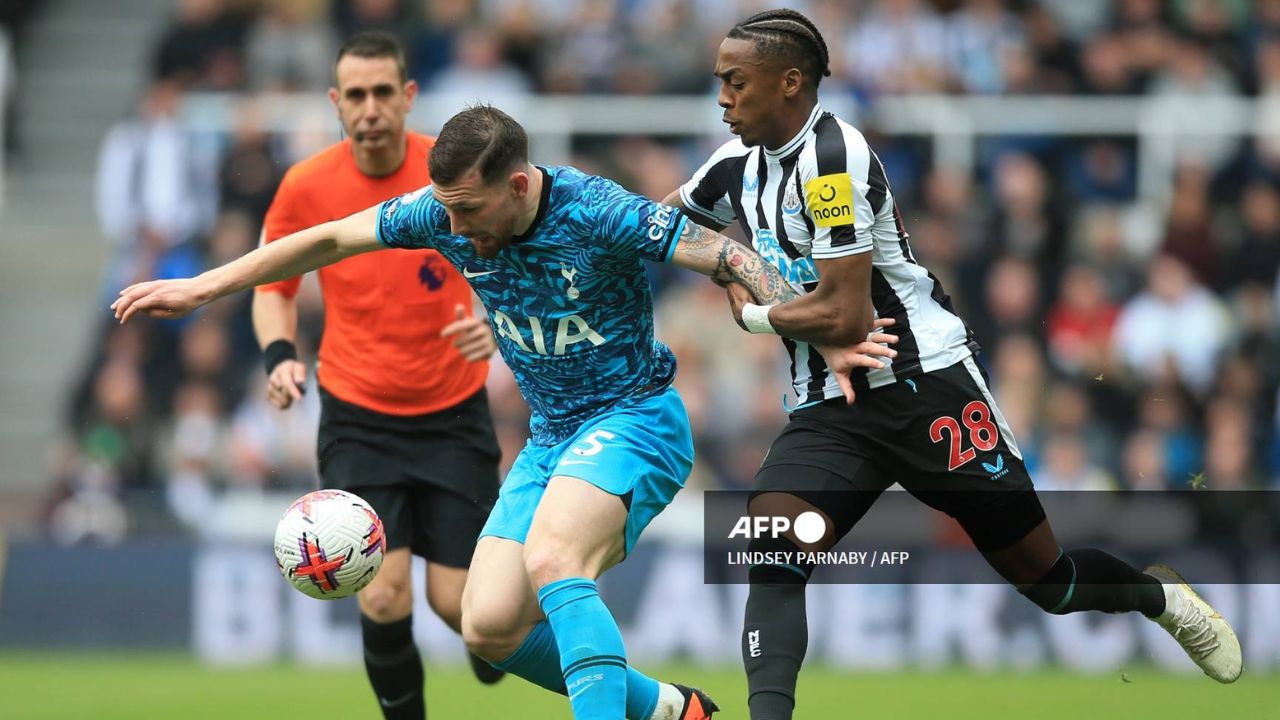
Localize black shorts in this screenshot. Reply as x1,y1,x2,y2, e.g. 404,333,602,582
754,356,1045,552
317,386,501,568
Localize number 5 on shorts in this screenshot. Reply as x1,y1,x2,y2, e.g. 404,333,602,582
572,430,617,457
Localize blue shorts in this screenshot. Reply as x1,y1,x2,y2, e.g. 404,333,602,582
480,386,693,555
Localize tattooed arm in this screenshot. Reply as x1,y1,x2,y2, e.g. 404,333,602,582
668,219,897,403
669,220,880,347
668,220,798,306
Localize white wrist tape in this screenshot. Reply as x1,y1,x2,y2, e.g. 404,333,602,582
742,303,777,334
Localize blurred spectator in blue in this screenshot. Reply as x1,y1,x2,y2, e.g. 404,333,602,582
1134,384,1202,487
945,0,1024,94
245,0,336,91
844,0,949,96
541,0,623,93
1030,432,1116,491
1068,139,1137,202
428,25,532,99
409,0,474,87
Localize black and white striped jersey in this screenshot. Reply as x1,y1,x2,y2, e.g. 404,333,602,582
678,104,979,406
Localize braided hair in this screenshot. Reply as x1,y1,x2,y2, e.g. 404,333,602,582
726,8,832,89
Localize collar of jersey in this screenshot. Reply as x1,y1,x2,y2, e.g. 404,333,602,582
764,104,823,160
512,166,553,244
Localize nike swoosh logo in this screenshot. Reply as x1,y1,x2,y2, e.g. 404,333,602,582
559,459,596,466
462,268,498,279
379,692,415,708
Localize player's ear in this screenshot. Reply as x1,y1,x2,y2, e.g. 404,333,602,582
509,170,530,198
782,67,803,99
327,87,340,109
403,79,418,105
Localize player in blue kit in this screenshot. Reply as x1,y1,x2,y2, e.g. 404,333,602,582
113,105,896,720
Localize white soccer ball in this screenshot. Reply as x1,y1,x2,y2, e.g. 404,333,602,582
274,489,386,600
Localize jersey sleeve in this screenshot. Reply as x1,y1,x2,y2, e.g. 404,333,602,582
677,138,745,227
804,120,877,260
257,171,308,297
592,177,688,263
374,185,445,250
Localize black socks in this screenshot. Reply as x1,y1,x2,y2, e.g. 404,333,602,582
744,563,812,720
1021,549,1166,617
361,614,425,719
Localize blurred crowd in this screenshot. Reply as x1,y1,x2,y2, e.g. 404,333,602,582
43,0,1280,544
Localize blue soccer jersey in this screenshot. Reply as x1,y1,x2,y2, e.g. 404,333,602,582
375,165,688,445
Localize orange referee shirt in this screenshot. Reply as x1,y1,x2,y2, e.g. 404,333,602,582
257,132,487,416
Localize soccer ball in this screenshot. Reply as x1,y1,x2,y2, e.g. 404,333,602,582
274,489,386,600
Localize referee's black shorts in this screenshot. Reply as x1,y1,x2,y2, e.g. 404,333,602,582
753,356,1045,552
317,386,501,568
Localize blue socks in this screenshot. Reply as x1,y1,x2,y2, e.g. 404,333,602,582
536,577,646,720
493,620,566,693
494,619,660,719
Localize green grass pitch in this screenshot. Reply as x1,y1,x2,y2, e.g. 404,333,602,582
0,654,1272,719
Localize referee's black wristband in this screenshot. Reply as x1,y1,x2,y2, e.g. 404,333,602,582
263,339,298,376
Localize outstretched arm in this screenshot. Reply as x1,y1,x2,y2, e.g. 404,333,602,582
112,206,383,323
667,220,798,306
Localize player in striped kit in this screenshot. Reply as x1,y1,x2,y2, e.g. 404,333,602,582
665,9,1243,719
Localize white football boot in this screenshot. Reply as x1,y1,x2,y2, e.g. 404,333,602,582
1145,563,1242,683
